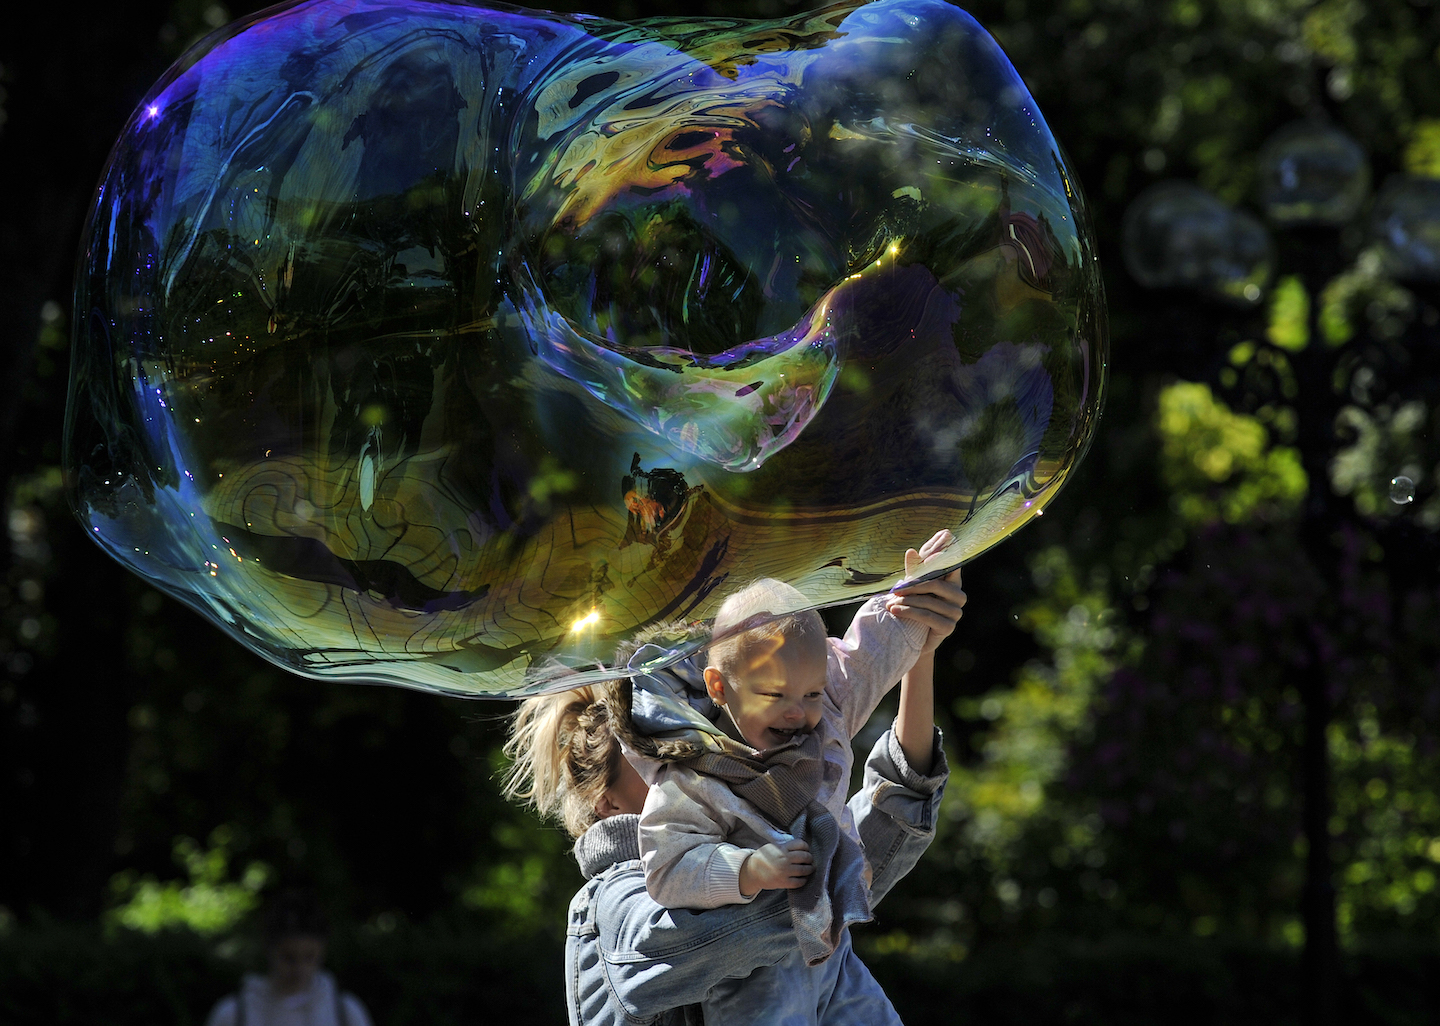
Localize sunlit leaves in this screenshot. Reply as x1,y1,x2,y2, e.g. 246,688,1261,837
1266,275,1310,352
1301,0,1362,68
1404,119,1440,180
1329,708,1440,936
1331,400,1435,525
1319,250,1415,347
944,547,1125,885
1156,381,1307,524
105,827,269,936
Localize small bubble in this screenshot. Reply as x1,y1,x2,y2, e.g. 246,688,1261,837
1390,475,1415,505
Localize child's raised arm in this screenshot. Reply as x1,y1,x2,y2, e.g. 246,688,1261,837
886,532,966,774
894,649,936,775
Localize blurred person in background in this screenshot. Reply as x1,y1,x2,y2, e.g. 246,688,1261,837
205,889,374,1026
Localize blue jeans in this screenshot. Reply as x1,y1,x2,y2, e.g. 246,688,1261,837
701,931,903,1026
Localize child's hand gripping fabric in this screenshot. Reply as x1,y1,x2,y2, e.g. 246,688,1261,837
739,838,814,896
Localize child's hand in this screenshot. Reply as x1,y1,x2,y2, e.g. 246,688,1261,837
903,529,954,580
888,530,966,654
738,839,813,895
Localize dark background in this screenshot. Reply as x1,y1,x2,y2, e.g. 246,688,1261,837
2,0,1439,1022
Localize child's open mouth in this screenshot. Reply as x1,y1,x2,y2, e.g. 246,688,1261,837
768,726,808,740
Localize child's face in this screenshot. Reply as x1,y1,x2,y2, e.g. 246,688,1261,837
705,632,826,750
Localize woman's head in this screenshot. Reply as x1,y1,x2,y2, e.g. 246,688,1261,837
501,621,716,836
502,685,646,838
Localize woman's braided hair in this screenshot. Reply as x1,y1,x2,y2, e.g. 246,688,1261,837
500,616,744,836
500,684,623,839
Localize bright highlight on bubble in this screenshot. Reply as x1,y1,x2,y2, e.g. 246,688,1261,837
571,611,602,633
64,0,1106,696
1391,476,1416,505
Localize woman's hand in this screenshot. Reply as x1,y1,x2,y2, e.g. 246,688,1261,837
738,839,813,895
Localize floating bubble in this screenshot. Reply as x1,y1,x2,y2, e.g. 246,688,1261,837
1255,121,1369,227
1391,476,1416,505
1122,181,1272,305
64,0,1105,696
1370,176,1440,282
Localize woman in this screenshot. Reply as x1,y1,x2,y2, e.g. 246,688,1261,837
502,678,951,1026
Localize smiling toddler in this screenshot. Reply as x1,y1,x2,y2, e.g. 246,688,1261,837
630,532,959,972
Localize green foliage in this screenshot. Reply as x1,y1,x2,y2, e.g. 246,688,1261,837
1404,119,1440,179
1267,276,1310,353
946,547,1126,873
1319,250,1417,347
0,917,566,1026
106,828,269,937
1156,381,1307,525
1331,708,1440,939
1331,401,1435,525
459,819,576,939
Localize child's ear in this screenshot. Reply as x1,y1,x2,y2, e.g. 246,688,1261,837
703,666,728,705
593,791,622,819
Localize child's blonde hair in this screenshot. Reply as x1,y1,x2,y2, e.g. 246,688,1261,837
500,685,622,839
706,578,826,679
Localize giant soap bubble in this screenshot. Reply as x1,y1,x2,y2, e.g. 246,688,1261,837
65,0,1106,696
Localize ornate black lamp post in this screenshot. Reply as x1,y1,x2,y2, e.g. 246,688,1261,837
1124,120,1440,1026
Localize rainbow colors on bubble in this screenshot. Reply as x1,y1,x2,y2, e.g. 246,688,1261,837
64,0,1107,696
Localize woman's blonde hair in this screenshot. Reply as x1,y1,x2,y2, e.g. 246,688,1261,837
500,685,622,839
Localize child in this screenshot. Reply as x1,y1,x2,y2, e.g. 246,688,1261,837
624,530,964,1025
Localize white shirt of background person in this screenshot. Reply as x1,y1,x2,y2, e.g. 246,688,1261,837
205,932,373,1026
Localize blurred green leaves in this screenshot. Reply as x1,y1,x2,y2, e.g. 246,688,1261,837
459,821,572,939
1157,381,1307,524
1404,119,1440,180
1330,708,1440,938
106,827,269,937
1331,400,1435,525
1318,250,1416,347
1266,276,1310,352
947,547,1125,869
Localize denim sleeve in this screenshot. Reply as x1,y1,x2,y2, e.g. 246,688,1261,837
850,724,949,906
593,863,795,1018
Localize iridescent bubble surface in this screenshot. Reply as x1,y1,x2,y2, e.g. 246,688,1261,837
64,0,1106,696
1123,181,1271,305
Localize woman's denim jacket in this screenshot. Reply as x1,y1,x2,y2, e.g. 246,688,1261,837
564,724,949,1026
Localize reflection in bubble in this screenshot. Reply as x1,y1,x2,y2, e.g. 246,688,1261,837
1123,181,1271,305
1391,476,1416,505
64,0,1106,696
